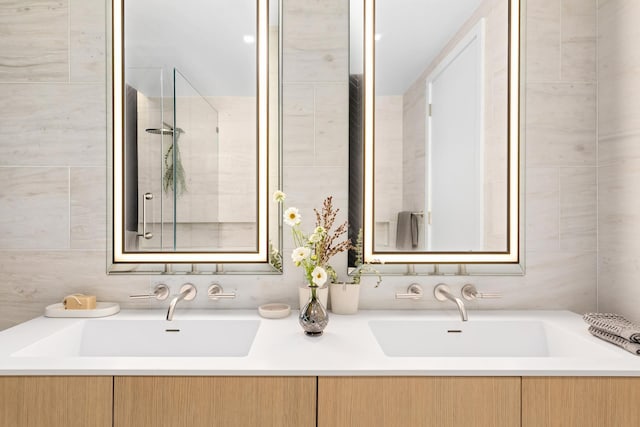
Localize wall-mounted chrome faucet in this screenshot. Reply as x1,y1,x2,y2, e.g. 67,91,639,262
434,283,468,322
166,283,197,321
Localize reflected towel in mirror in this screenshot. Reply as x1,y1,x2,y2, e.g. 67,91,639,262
396,211,419,250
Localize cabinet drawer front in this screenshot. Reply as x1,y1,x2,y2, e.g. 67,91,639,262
114,376,316,427
523,377,640,427
318,376,521,427
0,376,112,427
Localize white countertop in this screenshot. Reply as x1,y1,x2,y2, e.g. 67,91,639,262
0,309,639,376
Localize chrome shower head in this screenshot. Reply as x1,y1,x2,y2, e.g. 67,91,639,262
145,127,173,135
145,122,185,135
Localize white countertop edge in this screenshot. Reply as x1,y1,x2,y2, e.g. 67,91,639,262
1,369,640,377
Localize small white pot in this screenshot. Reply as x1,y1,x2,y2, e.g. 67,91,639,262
329,282,360,315
298,285,329,310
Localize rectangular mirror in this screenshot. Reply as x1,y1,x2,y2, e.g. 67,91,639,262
349,0,522,273
107,0,282,273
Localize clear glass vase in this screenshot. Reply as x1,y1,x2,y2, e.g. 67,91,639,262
299,285,329,336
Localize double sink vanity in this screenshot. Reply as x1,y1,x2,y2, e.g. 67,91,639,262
0,309,635,373
3,0,640,425
1,308,640,426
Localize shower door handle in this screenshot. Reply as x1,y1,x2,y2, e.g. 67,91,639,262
138,192,153,239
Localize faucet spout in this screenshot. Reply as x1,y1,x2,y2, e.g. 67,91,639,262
434,284,468,322
165,283,197,321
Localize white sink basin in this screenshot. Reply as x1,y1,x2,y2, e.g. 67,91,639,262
14,319,261,357
369,320,620,358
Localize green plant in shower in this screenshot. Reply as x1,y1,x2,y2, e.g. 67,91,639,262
163,133,187,196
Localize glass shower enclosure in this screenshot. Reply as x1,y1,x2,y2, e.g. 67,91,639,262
124,67,219,252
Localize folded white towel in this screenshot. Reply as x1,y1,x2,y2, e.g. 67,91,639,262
583,313,640,343
588,326,640,355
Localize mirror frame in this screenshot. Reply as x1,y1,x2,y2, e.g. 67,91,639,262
107,0,282,273
359,0,523,269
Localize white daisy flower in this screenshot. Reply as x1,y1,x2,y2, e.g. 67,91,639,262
308,233,322,243
273,190,286,203
291,247,311,263
311,266,327,287
283,207,301,226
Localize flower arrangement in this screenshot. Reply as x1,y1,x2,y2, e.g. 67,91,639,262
274,191,352,290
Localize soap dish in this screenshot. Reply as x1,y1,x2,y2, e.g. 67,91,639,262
258,303,291,319
45,302,120,318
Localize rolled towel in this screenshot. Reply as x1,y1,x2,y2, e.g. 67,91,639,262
396,211,413,250
588,326,640,355
583,313,640,343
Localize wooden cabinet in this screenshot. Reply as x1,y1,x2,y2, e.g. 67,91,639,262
522,377,640,427
3,375,640,427
0,376,112,427
113,376,316,427
318,376,521,427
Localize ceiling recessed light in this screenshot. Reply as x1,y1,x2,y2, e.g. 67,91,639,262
243,35,255,44
374,33,382,41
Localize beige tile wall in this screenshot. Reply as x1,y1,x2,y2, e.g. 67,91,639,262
0,0,599,331
597,0,640,323
373,95,403,249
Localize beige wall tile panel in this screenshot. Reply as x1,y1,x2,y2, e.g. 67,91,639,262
315,84,348,167
598,161,640,253
401,79,426,214
0,250,151,330
526,82,596,166
559,167,596,251
282,0,347,83
282,84,315,167
598,133,640,166
0,83,105,166
597,0,640,138
472,251,597,313
526,167,559,251
598,251,640,324
526,0,562,82
0,0,68,82
595,1,639,325
561,0,596,82
374,96,403,229
70,0,105,82
70,167,105,249
0,167,69,249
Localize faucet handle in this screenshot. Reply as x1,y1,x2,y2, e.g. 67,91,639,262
208,283,236,300
178,283,197,300
461,284,501,300
433,283,453,301
129,284,169,300
395,283,423,300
